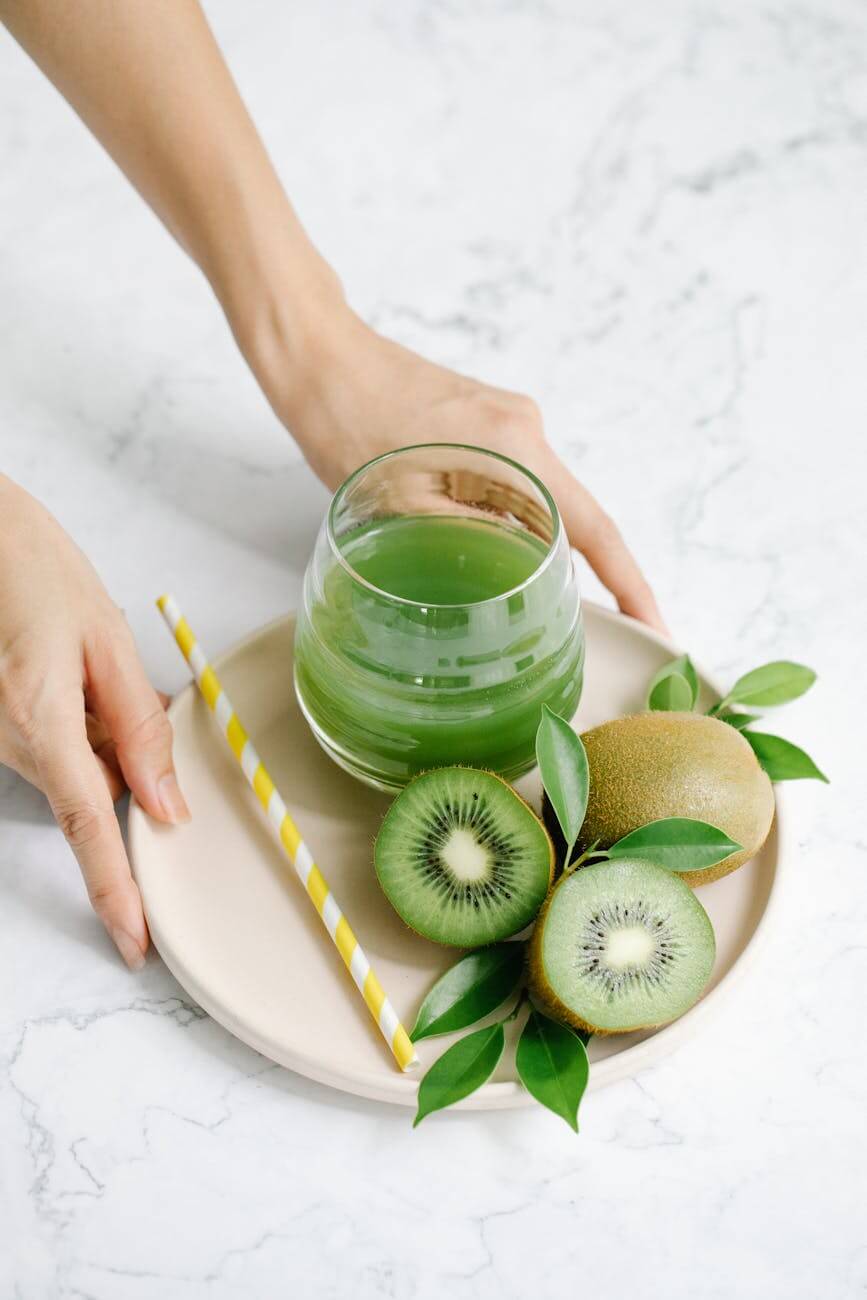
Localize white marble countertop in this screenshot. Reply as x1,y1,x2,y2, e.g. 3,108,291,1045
2,2,865,1296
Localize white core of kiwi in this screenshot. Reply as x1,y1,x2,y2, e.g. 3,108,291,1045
439,828,492,883
604,925,656,971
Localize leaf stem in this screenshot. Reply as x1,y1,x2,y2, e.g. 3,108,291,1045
564,839,607,874
502,989,528,1024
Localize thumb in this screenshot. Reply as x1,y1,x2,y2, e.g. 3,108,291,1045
542,451,668,634
86,621,190,824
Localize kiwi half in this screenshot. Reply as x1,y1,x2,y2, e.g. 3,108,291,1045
529,857,715,1034
374,767,554,947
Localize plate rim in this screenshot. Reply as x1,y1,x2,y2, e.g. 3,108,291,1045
129,601,785,1110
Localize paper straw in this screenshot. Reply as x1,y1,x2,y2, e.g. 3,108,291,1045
156,594,418,1073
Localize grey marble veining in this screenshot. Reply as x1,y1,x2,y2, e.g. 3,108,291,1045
2,1,866,1296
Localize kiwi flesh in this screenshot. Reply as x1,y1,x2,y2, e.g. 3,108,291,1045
544,712,775,887
529,857,716,1034
374,767,554,947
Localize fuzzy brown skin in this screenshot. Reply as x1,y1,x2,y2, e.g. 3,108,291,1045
548,712,775,887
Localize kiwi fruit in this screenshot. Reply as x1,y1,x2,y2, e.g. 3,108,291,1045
529,857,716,1034
374,767,554,947
544,712,775,887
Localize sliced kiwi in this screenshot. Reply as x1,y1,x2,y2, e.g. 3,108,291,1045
374,767,554,947
529,857,715,1034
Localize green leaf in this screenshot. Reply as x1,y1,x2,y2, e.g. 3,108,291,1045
648,671,693,712
743,731,829,783
535,705,589,863
723,661,817,708
715,709,760,731
413,1023,505,1126
516,1008,590,1132
410,943,525,1042
646,655,699,710
607,817,742,874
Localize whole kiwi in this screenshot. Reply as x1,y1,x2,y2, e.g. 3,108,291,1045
544,712,775,887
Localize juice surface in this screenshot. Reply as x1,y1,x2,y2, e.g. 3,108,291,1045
343,515,545,604
295,514,583,788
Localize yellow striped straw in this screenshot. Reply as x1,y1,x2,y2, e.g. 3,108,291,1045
156,594,418,1073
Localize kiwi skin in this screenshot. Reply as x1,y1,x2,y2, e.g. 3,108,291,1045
527,859,716,1035
546,712,775,888
376,767,555,945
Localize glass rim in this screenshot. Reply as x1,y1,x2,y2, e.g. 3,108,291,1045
325,442,563,610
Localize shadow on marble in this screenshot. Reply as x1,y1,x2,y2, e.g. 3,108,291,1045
255,1046,528,1128
214,1026,488,1126
0,766,55,824
0,861,118,959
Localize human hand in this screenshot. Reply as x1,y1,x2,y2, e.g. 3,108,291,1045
261,309,665,632
0,0,661,628
0,476,189,968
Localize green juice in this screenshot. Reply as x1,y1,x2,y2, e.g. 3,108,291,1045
294,514,584,789
342,515,545,603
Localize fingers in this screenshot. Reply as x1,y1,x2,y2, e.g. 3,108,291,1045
546,454,668,634
85,692,172,803
85,711,125,801
85,625,190,825
34,707,148,969
94,751,127,802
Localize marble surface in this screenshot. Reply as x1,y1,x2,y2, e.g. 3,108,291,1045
1,2,865,1296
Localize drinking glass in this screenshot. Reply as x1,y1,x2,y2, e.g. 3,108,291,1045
294,443,584,790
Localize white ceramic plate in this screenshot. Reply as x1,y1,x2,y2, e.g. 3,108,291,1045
128,603,781,1108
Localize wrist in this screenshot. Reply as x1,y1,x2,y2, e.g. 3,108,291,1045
231,263,377,456
223,249,358,427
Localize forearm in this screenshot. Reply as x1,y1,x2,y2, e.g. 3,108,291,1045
2,2,664,628
1,0,342,395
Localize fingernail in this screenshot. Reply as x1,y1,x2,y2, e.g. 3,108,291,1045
111,927,146,971
158,773,191,823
